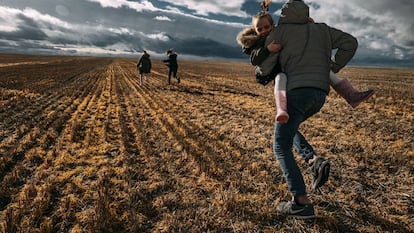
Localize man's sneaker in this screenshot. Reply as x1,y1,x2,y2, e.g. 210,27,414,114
276,201,315,219
309,156,330,190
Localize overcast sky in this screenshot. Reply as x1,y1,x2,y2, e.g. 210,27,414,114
0,0,413,67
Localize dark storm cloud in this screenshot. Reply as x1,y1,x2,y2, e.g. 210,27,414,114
156,37,244,58
0,5,139,49
0,15,47,41
308,0,414,64
0,0,245,58
0,39,65,55
0,0,413,67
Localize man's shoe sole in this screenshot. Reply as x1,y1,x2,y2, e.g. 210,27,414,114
277,201,316,219
313,161,330,190
287,214,316,219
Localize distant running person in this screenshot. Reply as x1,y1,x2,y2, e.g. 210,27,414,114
137,50,151,86
163,49,180,85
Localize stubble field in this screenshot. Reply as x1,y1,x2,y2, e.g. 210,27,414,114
0,54,413,233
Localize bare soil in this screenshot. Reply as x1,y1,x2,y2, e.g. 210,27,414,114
0,54,413,232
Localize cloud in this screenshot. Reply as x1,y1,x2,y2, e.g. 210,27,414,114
86,0,126,8
154,15,173,21
0,1,244,60
306,0,414,61
158,0,248,17
163,37,242,58
146,32,170,41
55,5,69,17
0,6,22,32
0,0,412,66
86,0,157,11
1,5,142,53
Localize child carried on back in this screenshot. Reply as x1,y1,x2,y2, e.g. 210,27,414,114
237,0,374,124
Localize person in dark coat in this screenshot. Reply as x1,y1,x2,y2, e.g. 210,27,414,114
137,50,151,85
163,49,180,85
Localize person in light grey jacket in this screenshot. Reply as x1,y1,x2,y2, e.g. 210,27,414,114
237,1,373,126
249,0,370,219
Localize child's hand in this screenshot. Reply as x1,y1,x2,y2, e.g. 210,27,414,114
267,41,282,53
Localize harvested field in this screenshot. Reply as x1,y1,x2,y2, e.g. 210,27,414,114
0,54,413,232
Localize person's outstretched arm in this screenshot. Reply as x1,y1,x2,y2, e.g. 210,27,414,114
329,26,358,73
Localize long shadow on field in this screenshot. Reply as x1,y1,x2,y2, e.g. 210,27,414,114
357,211,414,233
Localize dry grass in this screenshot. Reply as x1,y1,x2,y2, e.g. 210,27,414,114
0,54,413,233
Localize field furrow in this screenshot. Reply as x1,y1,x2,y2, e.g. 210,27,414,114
0,58,114,231
0,55,412,233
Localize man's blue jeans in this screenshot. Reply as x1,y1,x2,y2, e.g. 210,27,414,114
273,88,326,197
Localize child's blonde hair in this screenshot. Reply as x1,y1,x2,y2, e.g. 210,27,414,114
252,0,274,26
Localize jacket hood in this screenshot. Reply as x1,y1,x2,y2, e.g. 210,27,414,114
236,26,261,48
278,0,309,25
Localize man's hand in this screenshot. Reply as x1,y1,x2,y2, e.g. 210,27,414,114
267,41,282,53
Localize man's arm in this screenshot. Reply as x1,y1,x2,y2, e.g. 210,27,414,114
329,26,358,73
